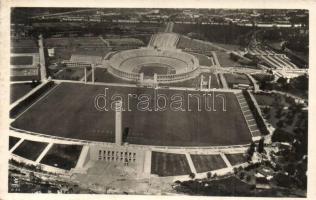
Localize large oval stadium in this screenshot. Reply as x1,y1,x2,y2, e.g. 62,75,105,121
108,48,199,83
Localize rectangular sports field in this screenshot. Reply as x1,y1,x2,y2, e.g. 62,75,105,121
40,144,83,170
190,154,227,173
151,152,191,176
225,153,247,166
10,56,33,65
12,140,48,161
11,82,252,146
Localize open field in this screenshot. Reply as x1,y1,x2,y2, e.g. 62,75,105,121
107,38,144,47
11,56,33,65
44,37,111,63
10,82,40,103
9,136,21,150
225,153,247,166
151,152,191,176
224,73,251,88
11,39,38,53
44,37,106,47
189,52,214,66
10,75,40,82
49,47,111,63
190,154,227,173
160,73,220,89
11,82,252,146
216,52,240,67
177,36,219,51
40,144,83,170
139,65,173,76
53,68,86,81
173,23,253,46
12,140,48,161
88,68,135,84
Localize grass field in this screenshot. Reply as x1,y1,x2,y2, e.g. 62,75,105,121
11,56,33,65
224,73,251,88
49,47,111,63
107,38,144,47
9,136,20,150
225,153,247,166
216,52,240,67
40,144,83,170
189,52,214,66
139,65,174,76
11,38,38,54
53,68,86,81
10,75,40,82
10,83,40,103
161,73,220,89
151,152,191,176
177,36,219,51
11,82,251,146
88,68,135,84
190,154,227,173
12,140,48,161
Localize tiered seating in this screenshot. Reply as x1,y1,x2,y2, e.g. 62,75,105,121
110,48,198,74
70,54,103,65
149,33,179,49
235,92,261,137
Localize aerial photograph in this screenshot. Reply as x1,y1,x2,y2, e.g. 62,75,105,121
8,7,308,197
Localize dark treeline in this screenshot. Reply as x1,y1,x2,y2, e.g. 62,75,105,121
173,23,256,47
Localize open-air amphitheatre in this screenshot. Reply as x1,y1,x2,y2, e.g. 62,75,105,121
10,31,269,181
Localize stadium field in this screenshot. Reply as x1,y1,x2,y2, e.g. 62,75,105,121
40,144,83,170
139,65,174,76
12,140,48,161
225,153,247,166
151,152,191,176
191,154,227,173
10,56,33,65
11,82,252,146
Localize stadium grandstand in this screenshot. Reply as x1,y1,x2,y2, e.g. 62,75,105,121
108,48,199,83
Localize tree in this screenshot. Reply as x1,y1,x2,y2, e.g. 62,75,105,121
206,172,212,179
189,172,195,179
258,138,265,153
247,142,256,161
